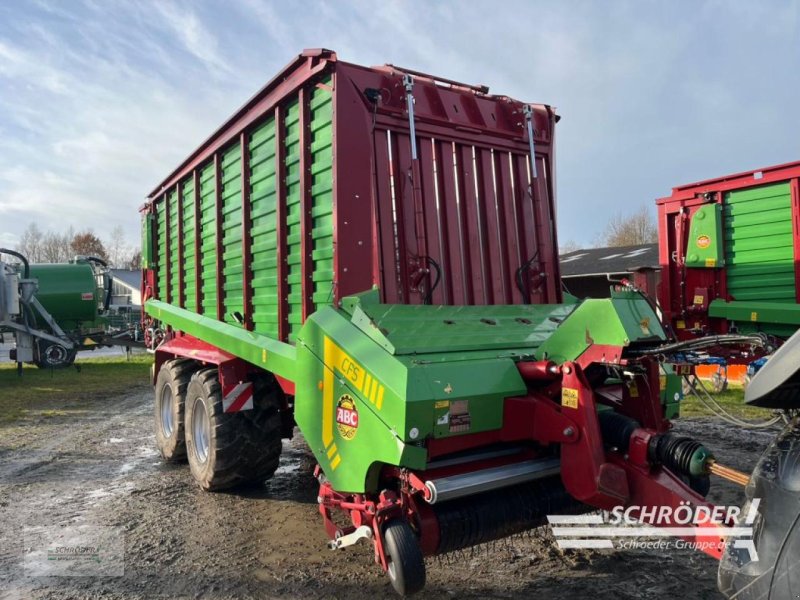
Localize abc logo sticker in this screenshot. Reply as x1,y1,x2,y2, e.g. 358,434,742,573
336,394,359,440
696,235,711,249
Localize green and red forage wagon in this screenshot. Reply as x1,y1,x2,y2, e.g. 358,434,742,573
141,50,800,596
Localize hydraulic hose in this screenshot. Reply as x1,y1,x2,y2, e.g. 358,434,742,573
0,248,30,278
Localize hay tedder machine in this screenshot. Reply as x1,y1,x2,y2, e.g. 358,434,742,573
141,50,800,597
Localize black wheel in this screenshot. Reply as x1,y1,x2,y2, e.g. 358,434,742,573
184,369,282,491
154,359,196,462
718,418,800,599
383,519,426,597
35,340,76,369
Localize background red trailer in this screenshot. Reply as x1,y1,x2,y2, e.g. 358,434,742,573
656,160,800,363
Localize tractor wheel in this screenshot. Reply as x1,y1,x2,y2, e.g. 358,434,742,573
184,369,282,491
35,341,77,369
154,359,196,462
718,417,800,599
383,519,426,597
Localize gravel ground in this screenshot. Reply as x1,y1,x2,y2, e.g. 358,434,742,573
0,381,777,599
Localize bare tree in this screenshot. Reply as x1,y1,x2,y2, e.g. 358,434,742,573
71,230,108,261
559,239,582,254
601,206,658,247
125,250,142,270
16,223,44,262
106,225,130,267
40,226,74,263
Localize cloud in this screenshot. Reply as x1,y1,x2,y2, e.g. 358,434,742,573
0,0,798,253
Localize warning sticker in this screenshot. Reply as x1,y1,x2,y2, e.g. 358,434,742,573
562,388,579,409
448,400,471,433
336,394,359,441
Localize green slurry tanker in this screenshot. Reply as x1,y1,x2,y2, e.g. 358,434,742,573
0,250,123,369
142,50,800,597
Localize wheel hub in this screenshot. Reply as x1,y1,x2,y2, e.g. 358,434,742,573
192,397,210,464
160,386,174,437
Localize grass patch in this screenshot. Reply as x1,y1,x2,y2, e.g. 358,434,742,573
680,381,777,420
0,354,153,423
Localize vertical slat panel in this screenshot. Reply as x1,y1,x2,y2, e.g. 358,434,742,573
284,98,303,341
309,81,334,308
459,144,488,303
393,133,420,303
439,142,466,304
214,154,224,321
176,182,185,308
169,188,180,305
477,147,508,303
193,170,202,312
199,163,217,316
220,143,243,326
532,154,558,302
240,132,253,330
249,116,279,338
179,175,195,312
419,138,448,304
498,152,525,304
156,196,167,299
165,190,172,304
298,87,314,320
452,144,473,304
374,130,400,303
274,106,289,341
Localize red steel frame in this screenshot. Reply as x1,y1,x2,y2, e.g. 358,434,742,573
657,160,800,341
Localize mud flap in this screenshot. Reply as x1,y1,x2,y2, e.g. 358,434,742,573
718,418,800,599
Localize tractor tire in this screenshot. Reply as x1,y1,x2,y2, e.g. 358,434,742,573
154,359,196,462
383,519,426,597
718,417,800,599
35,341,77,369
184,368,282,491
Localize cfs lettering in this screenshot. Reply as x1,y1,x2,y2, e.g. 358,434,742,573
340,357,360,383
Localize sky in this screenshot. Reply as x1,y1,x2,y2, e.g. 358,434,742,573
0,0,798,251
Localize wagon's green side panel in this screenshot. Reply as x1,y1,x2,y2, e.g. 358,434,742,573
221,143,243,326
249,118,279,338
723,182,795,303
310,81,334,307
147,76,335,341
168,189,180,303
284,99,303,341
199,163,217,316
156,199,167,298
182,176,197,312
